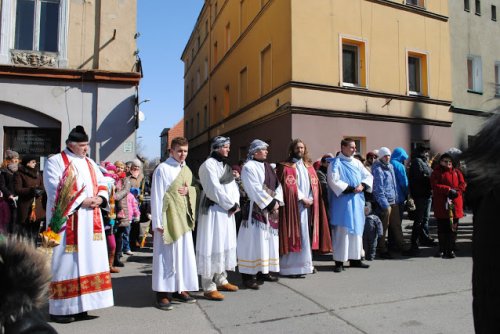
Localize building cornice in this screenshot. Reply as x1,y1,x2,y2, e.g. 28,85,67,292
450,106,496,117
366,0,448,22
0,65,141,85
188,80,452,145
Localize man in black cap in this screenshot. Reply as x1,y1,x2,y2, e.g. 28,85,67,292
43,125,113,323
407,144,436,255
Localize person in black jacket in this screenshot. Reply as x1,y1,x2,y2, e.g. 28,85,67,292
464,114,500,334
0,150,20,234
0,235,57,334
407,145,436,255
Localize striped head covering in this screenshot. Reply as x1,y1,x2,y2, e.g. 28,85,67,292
247,139,269,161
211,136,230,152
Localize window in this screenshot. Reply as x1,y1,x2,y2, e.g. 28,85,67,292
239,67,248,107
407,51,429,96
224,85,230,117
197,35,200,50
406,0,424,7
464,0,470,11
204,105,208,129
196,113,200,135
495,62,500,96
204,58,209,80
213,96,218,119
185,84,189,103
492,5,497,21
475,0,481,15
205,20,209,38
15,0,60,52
467,56,482,93
225,22,231,51
260,44,272,95
214,2,218,18
191,48,195,61
341,38,367,88
196,69,200,90
190,118,194,139
240,0,248,31
343,136,366,156
185,120,189,138
213,41,218,65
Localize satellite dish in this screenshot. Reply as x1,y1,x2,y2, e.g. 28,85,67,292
138,110,146,122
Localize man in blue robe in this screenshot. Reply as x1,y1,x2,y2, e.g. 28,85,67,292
327,138,373,273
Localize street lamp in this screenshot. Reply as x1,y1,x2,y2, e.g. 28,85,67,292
135,99,150,129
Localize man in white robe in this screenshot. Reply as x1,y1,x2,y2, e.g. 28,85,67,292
151,137,198,310
277,139,316,277
44,126,113,323
327,138,373,272
237,140,283,289
196,136,240,301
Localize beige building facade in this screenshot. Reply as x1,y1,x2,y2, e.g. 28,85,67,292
183,0,453,169
449,0,500,149
0,0,141,164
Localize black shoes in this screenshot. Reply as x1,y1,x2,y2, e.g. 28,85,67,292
50,312,97,323
156,293,174,311
420,238,437,247
243,279,260,290
50,314,75,324
113,259,125,267
333,261,344,273
349,260,370,269
257,273,279,283
172,292,197,303
443,250,456,259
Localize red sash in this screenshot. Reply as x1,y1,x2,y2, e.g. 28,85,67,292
61,151,103,252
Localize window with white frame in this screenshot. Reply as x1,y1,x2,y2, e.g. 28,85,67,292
467,56,482,93
341,38,367,88
495,62,500,96
0,0,69,66
14,0,60,52
407,51,428,96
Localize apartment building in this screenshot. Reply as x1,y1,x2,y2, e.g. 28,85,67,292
449,0,500,149
183,0,453,168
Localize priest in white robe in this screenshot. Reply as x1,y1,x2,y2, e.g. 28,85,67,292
237,140,283,289
44,126,113,323
327,138,373,272
196,136,240,301
151,137,198,311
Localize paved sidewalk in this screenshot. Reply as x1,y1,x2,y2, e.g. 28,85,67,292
50,215,474,334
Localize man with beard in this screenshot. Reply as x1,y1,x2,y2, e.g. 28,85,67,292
237,139,283,289
151,137,198,310
196,136,240,301
327,138,373,272
43,126,113,323
277,139,331,277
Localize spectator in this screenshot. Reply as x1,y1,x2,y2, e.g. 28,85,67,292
372,147,406,258
0,150,20,233
407,145,435,255
13,155,45,244
363,202,383,261
430,153,466,259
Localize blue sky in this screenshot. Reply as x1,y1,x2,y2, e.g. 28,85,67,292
137,0,204,158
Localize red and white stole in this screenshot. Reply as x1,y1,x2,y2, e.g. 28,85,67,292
61,151,104,252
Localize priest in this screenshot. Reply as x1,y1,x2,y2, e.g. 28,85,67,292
196,136,240,301
151,137,198,310
277,139,331,277
44,126,113,323
327,138,373,272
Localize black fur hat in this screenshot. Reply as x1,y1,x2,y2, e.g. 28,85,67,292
67,125,89,142
0,236,51,331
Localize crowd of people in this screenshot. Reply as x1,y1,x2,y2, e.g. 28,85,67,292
147,133,469,312
0,121,482,329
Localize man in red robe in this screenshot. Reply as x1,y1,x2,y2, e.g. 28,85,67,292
277,139,331,277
